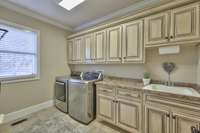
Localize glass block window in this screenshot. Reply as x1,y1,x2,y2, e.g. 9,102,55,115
0,22,39,81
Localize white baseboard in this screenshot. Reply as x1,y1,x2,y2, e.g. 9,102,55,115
3,100,54,124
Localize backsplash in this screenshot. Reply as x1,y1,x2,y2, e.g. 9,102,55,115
70,46,198,84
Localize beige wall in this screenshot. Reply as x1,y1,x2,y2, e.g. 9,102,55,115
71,46,198,84
0,6,71,114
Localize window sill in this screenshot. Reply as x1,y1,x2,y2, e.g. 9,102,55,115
0,76,40,84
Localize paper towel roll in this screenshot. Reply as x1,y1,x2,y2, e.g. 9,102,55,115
159,45,180,55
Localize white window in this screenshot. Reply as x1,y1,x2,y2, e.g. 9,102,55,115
0,20,40,82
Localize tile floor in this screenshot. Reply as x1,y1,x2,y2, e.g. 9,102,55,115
0,107,128,133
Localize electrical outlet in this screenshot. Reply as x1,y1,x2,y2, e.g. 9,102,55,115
95,70,104,76
0,114,4,124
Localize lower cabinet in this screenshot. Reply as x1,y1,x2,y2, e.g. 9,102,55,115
97,87,200,133
96,86,141,133
97,95,115,124
144,105,170,133
144,95,200,133
116,99,141,133
172,112,200,133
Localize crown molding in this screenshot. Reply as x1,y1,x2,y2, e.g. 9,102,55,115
74,0,162,32
0,0,73,31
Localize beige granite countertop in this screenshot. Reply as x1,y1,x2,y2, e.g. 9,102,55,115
95,76,200,99
95,76,144,91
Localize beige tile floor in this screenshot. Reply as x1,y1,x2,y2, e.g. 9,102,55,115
0,107,128,133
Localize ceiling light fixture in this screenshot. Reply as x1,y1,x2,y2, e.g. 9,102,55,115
59,0,85,11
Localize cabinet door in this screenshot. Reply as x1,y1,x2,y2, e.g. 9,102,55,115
94,30,106,63
83,34,94,63
73,37,83,63
116,99,141,133
170,4,200,42
145,105,170,133
144,12,169,46
67,40,73,64
123,20,144,63
172,112,200,133
97,95,115,124
107,26,122,63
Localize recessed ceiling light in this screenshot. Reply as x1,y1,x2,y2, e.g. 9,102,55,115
59,0,85,11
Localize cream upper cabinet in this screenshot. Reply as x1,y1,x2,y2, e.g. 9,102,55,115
144,105,170,133
144,3,200,47
73,37,83,63
83,34,94,63
123,20,144,63
170,3,200,42
67,40,73,64
106,26,122,63
172,112,200,133
116,99,141,133
144,12,169,46
97,95,115,124
94,30,106,63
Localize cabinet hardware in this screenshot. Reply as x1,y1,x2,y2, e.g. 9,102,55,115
172,115,176,119
165,37,169,39
170,36,173,39
166,114,170,118
124,93,132,97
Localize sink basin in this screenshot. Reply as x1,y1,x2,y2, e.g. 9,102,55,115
143,84,200,97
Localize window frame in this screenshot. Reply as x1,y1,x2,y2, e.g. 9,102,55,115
0,19,40,83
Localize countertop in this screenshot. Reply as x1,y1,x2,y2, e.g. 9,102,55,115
95,76,144,91
95,76,200,99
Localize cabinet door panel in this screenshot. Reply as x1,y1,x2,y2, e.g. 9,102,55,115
67,40,73,64
145,105,170,133
144,12,169,46
172,112,200,133
107,26,122,63
97,95,115,124
94,30,106,63
123,20,144,63
116,99,141,133
83,34,94,63
170,4,200,42
74,38,83,63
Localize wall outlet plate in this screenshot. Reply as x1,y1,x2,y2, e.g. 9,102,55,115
95,70,104,76
0,114,4,124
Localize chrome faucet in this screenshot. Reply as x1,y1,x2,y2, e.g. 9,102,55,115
162,62,176,86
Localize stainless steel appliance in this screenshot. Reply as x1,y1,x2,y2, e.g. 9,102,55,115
55,76,69,113
68,72,103,124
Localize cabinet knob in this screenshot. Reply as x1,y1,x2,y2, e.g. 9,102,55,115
170,36,173,39
172,115,176,119
166,114,170,118
165,37,169,39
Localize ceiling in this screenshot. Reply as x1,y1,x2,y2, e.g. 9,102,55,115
0,0,165,31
